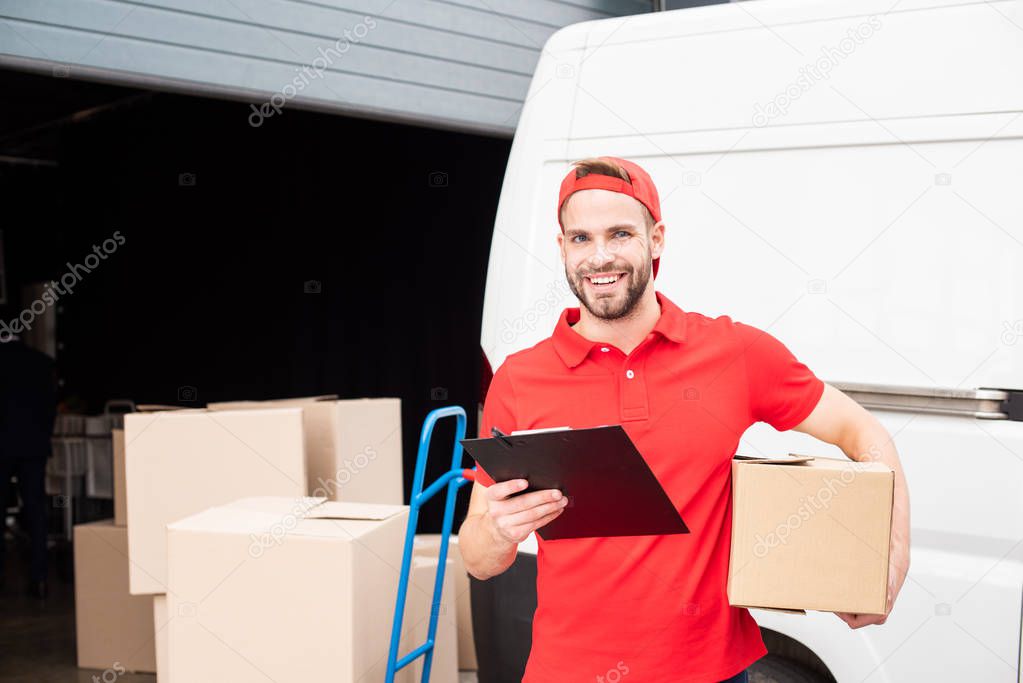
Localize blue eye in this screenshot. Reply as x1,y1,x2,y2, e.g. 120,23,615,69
614,230,630,238
571,235,587,243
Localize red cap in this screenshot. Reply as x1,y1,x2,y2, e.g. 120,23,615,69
557,157,662,278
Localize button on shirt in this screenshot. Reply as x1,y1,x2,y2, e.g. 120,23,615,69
475,291,825,682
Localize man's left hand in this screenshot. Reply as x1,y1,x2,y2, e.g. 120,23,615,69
834,525,910,629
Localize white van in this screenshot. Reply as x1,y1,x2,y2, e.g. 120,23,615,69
477,1,1023,681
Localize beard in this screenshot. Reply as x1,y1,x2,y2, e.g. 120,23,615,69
566,250,652,321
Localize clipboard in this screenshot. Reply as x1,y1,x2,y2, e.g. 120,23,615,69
460,425,688,541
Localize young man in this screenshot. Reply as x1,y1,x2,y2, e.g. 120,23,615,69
459,157,911,682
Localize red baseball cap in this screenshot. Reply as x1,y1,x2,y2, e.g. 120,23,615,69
557,156,663,277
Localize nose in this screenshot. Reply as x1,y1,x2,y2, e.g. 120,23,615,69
586,240,615,268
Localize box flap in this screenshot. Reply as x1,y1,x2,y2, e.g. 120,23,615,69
733,453,814,465
167,497,406,537
304,501,406,521
167,498,323,533
268,394,338,403
225,496,327,515
737,604,807,616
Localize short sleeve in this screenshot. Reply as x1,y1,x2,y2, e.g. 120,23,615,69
735,322,825,432
474,362,518,487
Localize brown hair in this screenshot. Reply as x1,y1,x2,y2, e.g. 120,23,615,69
561,157,655,229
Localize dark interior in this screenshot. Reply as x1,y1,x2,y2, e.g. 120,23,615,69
1,67,511,531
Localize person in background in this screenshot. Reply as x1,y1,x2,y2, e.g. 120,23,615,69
0,335,58,599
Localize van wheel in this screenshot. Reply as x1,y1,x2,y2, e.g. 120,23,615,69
749,654,831,683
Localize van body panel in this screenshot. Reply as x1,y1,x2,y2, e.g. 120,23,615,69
484,1,1023,680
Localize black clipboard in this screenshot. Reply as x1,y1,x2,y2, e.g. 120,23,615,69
461,425,689,541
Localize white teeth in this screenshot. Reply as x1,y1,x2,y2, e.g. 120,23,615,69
590,274,619,284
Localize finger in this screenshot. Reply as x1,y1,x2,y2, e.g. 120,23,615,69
842,613,883,629
529,507,566,532
505,507,565,540
500,497,568,528
486,478,529,502
493,488,564,516
835,612,865,629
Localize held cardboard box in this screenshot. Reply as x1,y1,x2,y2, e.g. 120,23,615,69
394,555,458,683
208,397,403,505
414,534,477,670
112,428,127,526
124,408,307,595
165,497,408,683
73,520,156,673
153,595,169,682
728,455,894,615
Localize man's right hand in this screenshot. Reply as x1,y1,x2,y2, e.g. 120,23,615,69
482,478,568,546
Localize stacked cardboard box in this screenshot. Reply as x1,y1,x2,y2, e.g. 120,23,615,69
111,428,127,525
124,407,308,596
73,519,157,674
206,396,404,505
123,405,308,681
394,553,458,683
78,396,410,681
165,497,409,682
153,595,170,680
413,533,477,671
73,421,159,674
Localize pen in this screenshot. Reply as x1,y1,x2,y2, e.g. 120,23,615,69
490,426,514,447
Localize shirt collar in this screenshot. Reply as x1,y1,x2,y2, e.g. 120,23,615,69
552,291,688,368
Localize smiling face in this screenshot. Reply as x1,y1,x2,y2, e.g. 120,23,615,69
558,188,664,321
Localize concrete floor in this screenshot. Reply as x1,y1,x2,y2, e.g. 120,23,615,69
0,531,478,682
0,532,154,683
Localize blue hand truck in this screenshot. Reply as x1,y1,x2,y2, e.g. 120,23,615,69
385,406,476,683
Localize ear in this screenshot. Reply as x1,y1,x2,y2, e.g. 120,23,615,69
649,220,666,260
556,230,566,264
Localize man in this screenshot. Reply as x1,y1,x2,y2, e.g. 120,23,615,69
459,157,911,681
0,335,57,599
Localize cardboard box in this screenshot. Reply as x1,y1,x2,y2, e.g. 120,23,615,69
124,408,307,595
166,497,408,683
414,534,477,670
113,428,127,526
728,455,894,615
394,554,458,683
153,595,169,682
73,520,156,673
208,397,403,505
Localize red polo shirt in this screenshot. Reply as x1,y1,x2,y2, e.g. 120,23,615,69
475,291,825,682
